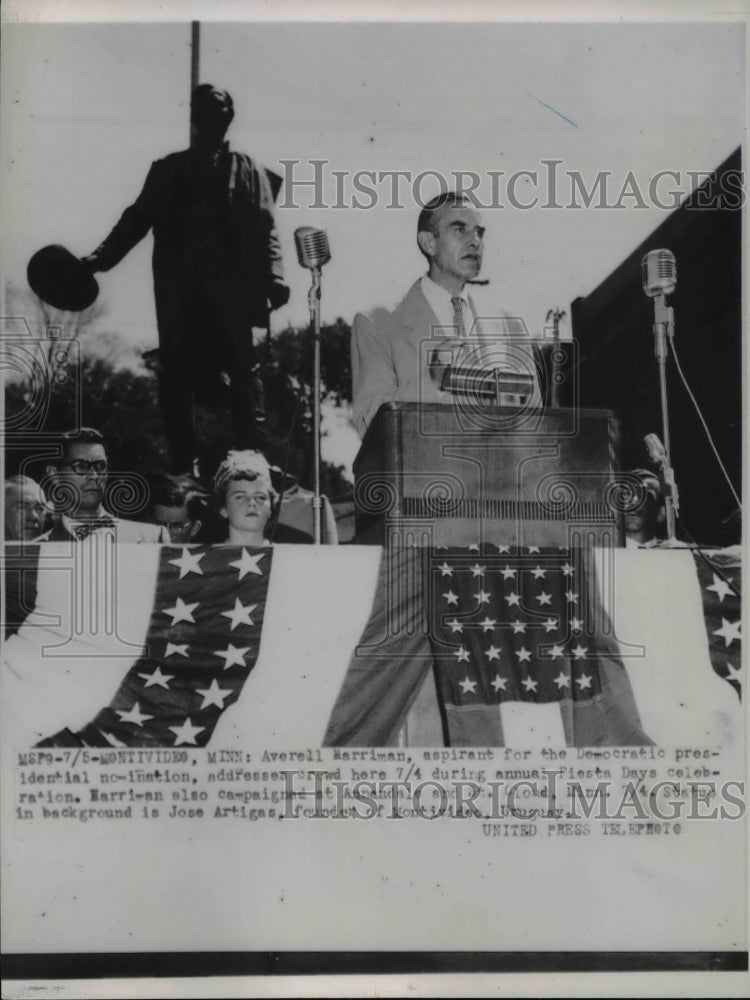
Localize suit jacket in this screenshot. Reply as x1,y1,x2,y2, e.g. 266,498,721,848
37,515,169,544
351,280,540,438
91,146,284,327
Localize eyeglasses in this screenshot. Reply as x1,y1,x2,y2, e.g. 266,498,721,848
61,460,108,475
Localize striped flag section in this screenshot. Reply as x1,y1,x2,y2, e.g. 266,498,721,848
692,548,741,698
1,541,742,749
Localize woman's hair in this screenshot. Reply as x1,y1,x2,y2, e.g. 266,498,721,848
214,451,279,509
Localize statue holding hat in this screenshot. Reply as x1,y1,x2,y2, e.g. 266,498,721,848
79,84,289,477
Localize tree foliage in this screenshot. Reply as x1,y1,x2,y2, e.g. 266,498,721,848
5,314,354,505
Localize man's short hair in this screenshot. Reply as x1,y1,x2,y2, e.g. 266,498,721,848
418,191,474,237
417,191,474,260
629,468,663,496
5,474,41,497
55,427,106,464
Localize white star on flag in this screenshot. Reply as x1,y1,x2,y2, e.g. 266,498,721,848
553,671,571,689
165,642,189,658
561,563,574,577
491,674,508,692
470,563,485,578
459,676,478,694
447,617,464,634
500,566,517,580
535,591,552,606
713,618,741,647
570,616,583,632
137,666,174,689
505,591,521,607
725,662,741,683
576,673,593,690
543,617,558,632
522,675,538,691
468,543,480,552
515,646,532,662
565,590,578,604
162,598,199,625
196,679,234,710
443,590,459,605
480,616,497,632
168,548,205,579
484,645,501,661
454,646,470,663
706,574,734,603
221,599,257,630
474,589,491,605
496,544,511,554
116,702,154,727
438,562,453,577
527,546,540,554
229,549,266,580
169,717,205,746
215,643,252,669
548,644,565,659
572,644,588,659
531,567,546,579
510,619,526,634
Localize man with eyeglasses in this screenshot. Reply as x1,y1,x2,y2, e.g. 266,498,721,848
148,476,204,544
37,428,168,543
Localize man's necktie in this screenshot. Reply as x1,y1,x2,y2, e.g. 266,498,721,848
451,296,467,339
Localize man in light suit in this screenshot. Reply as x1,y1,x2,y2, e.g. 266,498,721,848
351,191,539,438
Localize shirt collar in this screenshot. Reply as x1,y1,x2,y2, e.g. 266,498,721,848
422,274,469,305
62,507,116,530
420,275,473,332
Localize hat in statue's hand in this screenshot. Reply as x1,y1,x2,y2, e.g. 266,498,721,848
27,245,99,312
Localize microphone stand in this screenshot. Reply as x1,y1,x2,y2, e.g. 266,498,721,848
652,292,679,542
305,266,323,544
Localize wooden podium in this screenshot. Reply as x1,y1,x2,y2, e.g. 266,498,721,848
353,403,624,547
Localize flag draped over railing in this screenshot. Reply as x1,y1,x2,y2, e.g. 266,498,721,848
1,541,742,748
692,549,741,699
4,543,272,748
323,544,653,747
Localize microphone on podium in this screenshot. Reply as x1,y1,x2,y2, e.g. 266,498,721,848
294,227,331,270
294,226,331,544
644,432,667,466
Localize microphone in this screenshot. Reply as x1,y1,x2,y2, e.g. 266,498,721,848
644,432,667,466
641,249,676,298
294,227,331,270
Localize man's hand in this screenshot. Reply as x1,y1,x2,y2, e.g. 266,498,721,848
429,339,467,390
80,254,101,274
268,280,290,311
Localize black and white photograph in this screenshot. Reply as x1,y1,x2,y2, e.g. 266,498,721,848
1,1,747,997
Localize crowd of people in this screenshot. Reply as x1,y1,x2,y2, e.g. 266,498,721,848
5,428,337,546
5,429,667,548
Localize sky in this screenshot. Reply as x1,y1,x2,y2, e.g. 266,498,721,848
1,11,745,471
